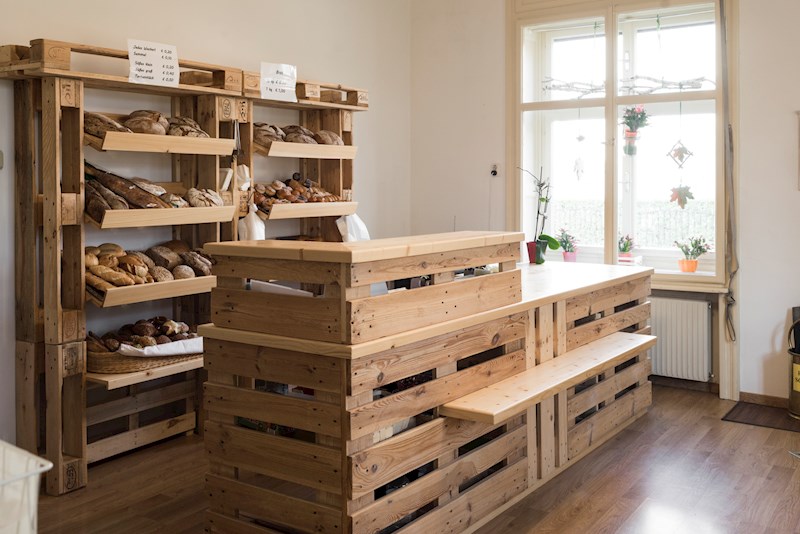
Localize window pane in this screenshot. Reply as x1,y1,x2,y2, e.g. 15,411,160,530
616,100,716,274
522,108,605,263
617,4,715,96
522,18,605,102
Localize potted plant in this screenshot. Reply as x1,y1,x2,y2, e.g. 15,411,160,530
557,228,577,262
621,105,649,156
618,234,635,258
674,236,711,272
520,166,560,264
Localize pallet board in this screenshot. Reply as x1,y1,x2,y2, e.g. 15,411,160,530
257,201,358,221
84,131,235,155
86,276,217,308
254,141,357,159
86,356,203,390
85,205,236,229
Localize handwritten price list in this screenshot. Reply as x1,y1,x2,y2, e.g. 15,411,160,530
260,62,297,103
128,39,180,88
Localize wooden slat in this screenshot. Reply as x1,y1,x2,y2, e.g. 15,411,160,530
14,341,39,453
395,459,528,534
349,313,526,395
568,382,652,460
207,511,284,534
348,243,520,287
87,205,237,229
254,140,357,159
348,271,521,343
205,383,342,438
205,421,342,494
86,131,235,155
258,201,358,220
204,339,343,393
86,356,203,390
568,358,651,420
351,424,526,534
566,302,651,350
349,417,500,497
211,287,342,343
88,276,217,308
348,350,525,440
86,379,195,425
439,333,656,424
566,277,651,322
41,78,62,344
212,256,342,285
207,474,341,533
87,412,195,463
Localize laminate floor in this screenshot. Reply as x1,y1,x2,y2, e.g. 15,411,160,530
37,386,800,534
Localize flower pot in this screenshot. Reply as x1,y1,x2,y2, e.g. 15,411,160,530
623,129,639,156
678,259,698,273
619,251,633,258
562,251,577,262
526,239,549,264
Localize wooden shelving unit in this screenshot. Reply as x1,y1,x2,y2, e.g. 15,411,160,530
84,131,235,155
86,276,217,308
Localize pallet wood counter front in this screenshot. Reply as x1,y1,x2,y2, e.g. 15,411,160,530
200,233,655,534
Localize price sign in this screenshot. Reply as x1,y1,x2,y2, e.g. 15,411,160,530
260,62,297,102
128,39,180,88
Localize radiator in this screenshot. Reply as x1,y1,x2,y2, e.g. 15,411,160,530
650,297,712,382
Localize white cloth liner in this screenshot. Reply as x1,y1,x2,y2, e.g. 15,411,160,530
116,336,203,358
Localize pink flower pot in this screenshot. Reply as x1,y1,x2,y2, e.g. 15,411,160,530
562,251,577,262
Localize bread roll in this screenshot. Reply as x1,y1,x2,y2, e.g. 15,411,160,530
123,117,167,135
85,246,101,256
172,265,195,279
151,266,174,282
85,253,99,267
99,243,125,257
313,130,344,145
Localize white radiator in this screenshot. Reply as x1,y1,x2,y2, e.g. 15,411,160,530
650,297,712,382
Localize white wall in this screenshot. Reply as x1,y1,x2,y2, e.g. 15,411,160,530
0,0,411,442
410,0,506,234
737,0,800,399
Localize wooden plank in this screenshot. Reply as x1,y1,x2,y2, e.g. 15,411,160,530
204,339,343,393
211,287,342,343
212,256,342,285
568,382,652,460
14,341,39,453
395,459,527,534
254,140,357,159
205,421,342,494
87,412,195,463
349,417,500,497
205,383,342,438
41,78,62,345
349,313,526,395
88,276,217,308
87,205,237,229
258,201,358,220
348,350,525,440
567,302,651,350
207,474,341,533
207,511,284,534
439,333,656,424
566,277,651,322
14,79,38,343
568,358,651,420
349,243,520,287
89,131,235,155
86,379,195,426
349,271,521,343
351,425,526,534
556,392,568,468
86,356,203,390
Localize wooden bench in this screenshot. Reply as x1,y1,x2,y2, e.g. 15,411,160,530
439,332,656,424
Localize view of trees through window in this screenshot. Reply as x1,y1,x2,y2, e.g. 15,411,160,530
520,4,719,275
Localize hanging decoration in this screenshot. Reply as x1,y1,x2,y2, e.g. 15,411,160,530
670,185,694,209
668,140,693,168
621,105,649,156
574,107,585,179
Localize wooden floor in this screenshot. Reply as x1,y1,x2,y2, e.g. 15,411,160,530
38,385,800,534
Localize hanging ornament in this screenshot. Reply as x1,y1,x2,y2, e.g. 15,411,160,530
573,157,585,180
574,108,585,179
668,140,693,168
670,185,694,209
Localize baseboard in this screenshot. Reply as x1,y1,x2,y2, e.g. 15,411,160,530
739,392,789,409
649,375,720,394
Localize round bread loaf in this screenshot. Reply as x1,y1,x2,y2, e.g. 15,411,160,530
285,132,317,144
123,117,167,135
172,265,195,279
313,130,344,145
150,266,174,283
127,110,169,130
282,125,314,137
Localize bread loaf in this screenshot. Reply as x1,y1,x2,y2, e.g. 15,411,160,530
87,179,129,210
127,110,170,129
172,265,195,279
180,251,212,276
160,193,189,208
85,253,99,267
96,254,119,268
85,195,109,223
127,251,156,273
160,240,190,254
167,117,210,138
84,112,131,138
130,177,167,196
185,188,224,207
313,130,344,145
118,255,149,279
282,125,314,137
123,117,167,135
85,246,101,256
285,132,317,144
85,162,172,209
88,265,135,287
85,271,114,292
146,246,182,270
99,243,125,257
150,266,174,282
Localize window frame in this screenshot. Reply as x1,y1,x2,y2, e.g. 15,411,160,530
507,0,727,289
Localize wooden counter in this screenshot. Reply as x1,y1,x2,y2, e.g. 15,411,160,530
200,233,655,534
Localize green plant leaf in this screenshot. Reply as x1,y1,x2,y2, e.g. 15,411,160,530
539,233,561,250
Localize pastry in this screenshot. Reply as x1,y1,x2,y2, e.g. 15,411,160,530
313,130,344,145
123,116,166,135
84,112,131,138
150,266,174,282
160,240,190,254
146,246,182,270
130,177,167,197
172,265,195,279
88,265,135,286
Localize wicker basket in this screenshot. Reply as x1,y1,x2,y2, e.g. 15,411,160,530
87,351,202,374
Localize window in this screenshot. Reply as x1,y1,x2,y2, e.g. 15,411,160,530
513,2,724,284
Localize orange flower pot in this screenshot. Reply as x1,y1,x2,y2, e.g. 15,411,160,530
678,259,698,273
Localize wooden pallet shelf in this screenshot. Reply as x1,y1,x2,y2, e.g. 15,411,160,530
85,205,236,229
84,131,235,155
86,356,204,390
253,141,357,159
86,276,217,308
256,201,358,221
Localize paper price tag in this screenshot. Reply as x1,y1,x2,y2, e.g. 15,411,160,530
260,62,297,102
128,39,180,88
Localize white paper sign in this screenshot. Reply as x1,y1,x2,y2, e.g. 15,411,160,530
128,39,179,87
260,62,297,102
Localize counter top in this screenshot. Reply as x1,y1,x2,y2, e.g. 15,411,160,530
200,262,653,359
203,231,524,263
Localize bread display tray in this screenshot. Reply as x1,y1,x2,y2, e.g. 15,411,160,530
86,276,217,308
257,201,358,221
84,131,235,155
253,140,357,159
87,350,202,374
86,205,236,229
